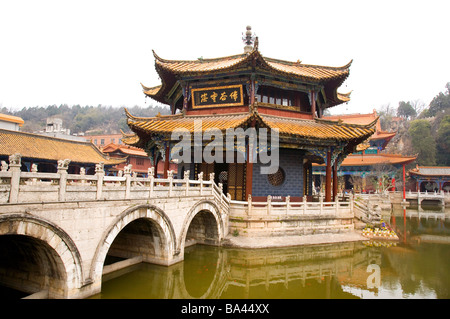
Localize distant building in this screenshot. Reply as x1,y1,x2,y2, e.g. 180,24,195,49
38,117,86,142
83,134,124,148
0,113,24,131
101,143,177,177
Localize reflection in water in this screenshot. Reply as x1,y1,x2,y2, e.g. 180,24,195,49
91,207,450,299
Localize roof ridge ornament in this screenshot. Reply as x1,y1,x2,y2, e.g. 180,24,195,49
242,26,256,53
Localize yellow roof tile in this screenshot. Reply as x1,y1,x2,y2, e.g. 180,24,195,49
124,109,376,147
0,129,124,165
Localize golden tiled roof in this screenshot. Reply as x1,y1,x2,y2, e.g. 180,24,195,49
126,109,252,135
152,49,351,82
259,114,375,142
0,129,124,165
144,49,352,106
124,108,376,147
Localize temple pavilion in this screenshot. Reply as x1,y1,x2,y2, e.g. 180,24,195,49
123,27,376,202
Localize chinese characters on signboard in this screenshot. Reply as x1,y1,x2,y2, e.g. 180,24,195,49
192,85,244,109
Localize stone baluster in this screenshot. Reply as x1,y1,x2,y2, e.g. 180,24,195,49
303,196,307,215
267,195,272,215
57,159,70,201
167,170,173,197
319,192,323,214
8,153,21,203
124,164,132,199
148,167,155,198
247,194,252,216
286,195,290,215
335,193,340,216
198,172,203,196
184,170,190,196
30,163,38,185
95,162,105,200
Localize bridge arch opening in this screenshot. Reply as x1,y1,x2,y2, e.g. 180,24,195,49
106,217,170,265
0,215,83,299
185,210,220,247
0,234,67,298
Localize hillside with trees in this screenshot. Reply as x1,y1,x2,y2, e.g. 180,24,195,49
0,104,170,136
378,82,450,167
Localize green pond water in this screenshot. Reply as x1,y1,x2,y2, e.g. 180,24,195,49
91,206,450,299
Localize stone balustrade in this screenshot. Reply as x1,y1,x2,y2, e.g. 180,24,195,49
0,154,229,206
228,194,355,236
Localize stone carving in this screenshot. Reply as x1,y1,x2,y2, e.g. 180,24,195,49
57,159,71,170
95,162,104,174
124,164,132,175
9,153,21,166
1,161,8,172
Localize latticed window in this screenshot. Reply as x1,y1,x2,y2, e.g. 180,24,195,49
267,167,285,186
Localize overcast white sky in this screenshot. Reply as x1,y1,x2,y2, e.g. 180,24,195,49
1,0,449,115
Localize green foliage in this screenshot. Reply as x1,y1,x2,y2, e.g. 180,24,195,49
4,104,170,135
436,115,450,165
397,101,416,119
428,83,450,117
408,119,436,165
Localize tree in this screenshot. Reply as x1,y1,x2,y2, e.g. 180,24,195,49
436,115,450,165
428,82,450,117
397,101,416,120
408,119,436,165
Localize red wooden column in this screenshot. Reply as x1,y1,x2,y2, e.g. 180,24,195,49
325,151,332,202
163,143,170,179
332,160,338,201
402,164,406,201
245,120,256,200
310,90,316,118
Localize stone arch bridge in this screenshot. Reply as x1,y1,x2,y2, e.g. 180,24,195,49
0,156,230,298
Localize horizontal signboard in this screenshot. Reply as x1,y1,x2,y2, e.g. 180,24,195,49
192,85,244,108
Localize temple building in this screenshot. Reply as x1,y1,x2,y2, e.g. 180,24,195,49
123,27,376,202
408,166,450,192
313,110,416,193
101,143,177,177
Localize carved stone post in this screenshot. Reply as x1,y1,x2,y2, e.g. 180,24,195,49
8,153,21,203
148,167,155,198
124,164,132,199
57,159,70,201
95,162,105,200
184,169,190,196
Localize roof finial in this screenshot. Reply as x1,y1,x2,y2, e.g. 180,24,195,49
242,25,256,54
